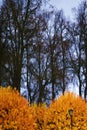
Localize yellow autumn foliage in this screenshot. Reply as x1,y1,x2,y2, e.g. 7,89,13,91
44,92,87,130
30,104,47,130
0,86,35,130
1,86,87,130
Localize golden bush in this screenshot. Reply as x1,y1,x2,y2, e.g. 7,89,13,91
0,86,34,130
1,86,87,130
30,103,47,130
44,92,87,130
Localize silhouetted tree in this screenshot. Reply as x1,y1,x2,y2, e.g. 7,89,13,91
0,0,42,92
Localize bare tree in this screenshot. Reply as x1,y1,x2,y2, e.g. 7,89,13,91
0,0,42,92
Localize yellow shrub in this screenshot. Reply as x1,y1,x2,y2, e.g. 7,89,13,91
0,86,34,130
1,87,87,130
44,92,87,130
30,103,47,130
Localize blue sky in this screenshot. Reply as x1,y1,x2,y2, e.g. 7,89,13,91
49,0,82,20
0,0,81,19
0,0,2,3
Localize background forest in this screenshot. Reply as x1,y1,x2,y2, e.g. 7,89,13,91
0,0,87,104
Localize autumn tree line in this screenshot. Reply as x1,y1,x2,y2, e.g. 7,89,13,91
0,0,87,104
